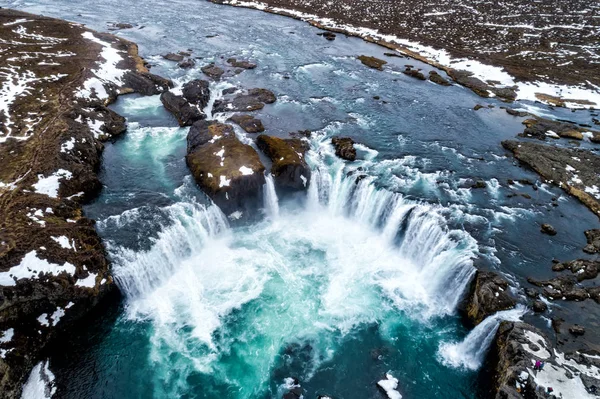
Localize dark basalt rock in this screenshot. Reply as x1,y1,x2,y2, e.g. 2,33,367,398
331,137,356,161
532,300,547,313
213,88,276,113
462,270,516,325
552,259,599,282
471,180,487,188
428,70,451,86
201,63,225,80
474,104,485,111
186,121,265,215
317,31,336,41
527,275,590,301
182,79,210,109
403,67,426,80
229,114,265,133
256,135,311,190
541,223,557,236
226,58,256,69
569,325,586,336
502,140,600,218
178,58,196,69
122,71,172,96
162,52,184,62
160,91,205,127
357,55,387,70
505,108,529,117
519,117,596,141
584,229,600,253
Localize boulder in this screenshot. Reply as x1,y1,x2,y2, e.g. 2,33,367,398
201,63,225,80
532,300,547,313
331,137,356,161
122,71,173,96
428,70,451,86
229,114,265,133
213,88,276,113
584,229,600,253
182,79,210,109
160,91,205,127
162,52,184,62
317,31,336,41
553,259,599,281
519,117,595,141
527,275,590,301
569,325,586,336
540,223,557,236
256,135,311,190
226,58,256,69
462,270,516,325
178,58,196,69
186,121,265,215
403,67,426,80
505,108,529,117
357,55,387,70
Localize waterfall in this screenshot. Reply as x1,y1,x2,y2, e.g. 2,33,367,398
108,201,229,299
263,173,279,219
438,306,526,370
306,164,478,315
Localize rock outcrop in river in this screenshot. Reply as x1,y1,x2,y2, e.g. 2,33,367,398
186,121,266,217
0,9,170,397
462,270,516,326
256,135,311,190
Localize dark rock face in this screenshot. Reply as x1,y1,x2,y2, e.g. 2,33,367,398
317,31,336,40
160,91,205,126
551,259,599,282
182,79,211,109
201,63,225,80
505,108,529,117
162,52,184,62
331,137,356,161
178,58,196,69
357,55,387,70
186,121,265,215
462,270,516,325
584,229,600,254
229,114,265,133
226,58,257,69
569,325,586,336
256,135,311,190
447,69,517,101
403,67,426,80
540,223,557,236
527,275,591,301
532,300,547,313
213,88,276,113
428,71,451,86
502,140,600,218
122,71,172,96
519,117,597,141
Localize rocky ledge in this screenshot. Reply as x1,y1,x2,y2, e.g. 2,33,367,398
502,141,600,218
461,270,517,326
186,121,265,217
256,135,311,190
213,88,277,113
0,9,170,397
491,321,600,398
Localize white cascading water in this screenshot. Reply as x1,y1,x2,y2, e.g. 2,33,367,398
438,306,526,370
263,173,279,218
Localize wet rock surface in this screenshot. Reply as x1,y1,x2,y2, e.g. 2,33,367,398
228,114,265,133
540,223,557,236
186,121,266,216
201,63,225,80
160,91,205,126
256,135,311,190
182,79,211,109
226,57,256,69
331,137,356,161
357,55,387,70
428,71,451,86
519,117,598,141
584,229,600,254
502,140,600,218
462,270,516,325
0,9,168,397
213,88,277,113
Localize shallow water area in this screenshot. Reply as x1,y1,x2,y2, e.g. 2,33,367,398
3,0,600,397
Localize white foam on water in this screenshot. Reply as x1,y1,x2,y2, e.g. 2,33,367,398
263,173,279,218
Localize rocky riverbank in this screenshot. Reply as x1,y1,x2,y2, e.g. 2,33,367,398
208,0,600,109
0,9,170,397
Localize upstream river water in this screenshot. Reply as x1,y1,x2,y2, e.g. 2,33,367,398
4,0,600,398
